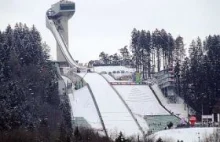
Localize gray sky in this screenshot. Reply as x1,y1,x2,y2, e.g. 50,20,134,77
0,0,220,63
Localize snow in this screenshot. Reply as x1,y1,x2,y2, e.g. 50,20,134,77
62,75,72,85
77,73,141,137
152,127,216,142
93,66,135,73
94,66,135,80
134,114,149,132
151,84,188,118
151,84,168,103
68,86,102,129
114,85,169,116
102,74,132,82
111,73,132,80
102,74,116,82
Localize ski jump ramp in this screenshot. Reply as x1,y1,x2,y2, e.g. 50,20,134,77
46,3,142,137
78,73,142,137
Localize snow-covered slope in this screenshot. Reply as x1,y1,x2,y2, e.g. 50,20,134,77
68,86,102,130
77,73,141,137
151,84,188,118
102,74,116,82
134,114,149,132
114,85,169,116
152,127,216,142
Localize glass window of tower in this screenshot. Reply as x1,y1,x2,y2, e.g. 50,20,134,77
60,4,75,10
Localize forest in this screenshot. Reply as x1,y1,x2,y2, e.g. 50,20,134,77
96,28,220,117
0,23,72,142
96,29,184,79
179,36,220,115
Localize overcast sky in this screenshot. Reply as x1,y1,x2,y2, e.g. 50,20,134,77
0,0,220,63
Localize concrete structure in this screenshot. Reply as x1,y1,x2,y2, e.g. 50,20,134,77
154,68,177,102
46,0,75,62
46,0,88,71
201,114,220,127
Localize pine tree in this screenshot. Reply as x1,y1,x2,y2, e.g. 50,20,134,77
119,46,130,66
115,132,125,142
99,51,109,64
131,28,140,72
0,23,73,141
179,35,220,116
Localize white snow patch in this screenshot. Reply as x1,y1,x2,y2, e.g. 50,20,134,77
152,127,216,142
134,114,149,132
69,86,102,129
152,84,188,118
102,74,116,82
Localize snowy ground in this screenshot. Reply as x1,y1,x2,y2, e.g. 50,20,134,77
111,73,132,80
77,73,142,137
152,127,216,142
68,86,102,130
102,74,116,82
114,85,169,116
134,114,149,133
102,74,133,82
151,84,189,119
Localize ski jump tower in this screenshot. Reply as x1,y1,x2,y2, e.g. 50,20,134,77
46,0,75,66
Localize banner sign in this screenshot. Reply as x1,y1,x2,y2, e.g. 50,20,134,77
136,72,141,83
110,82,149,85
